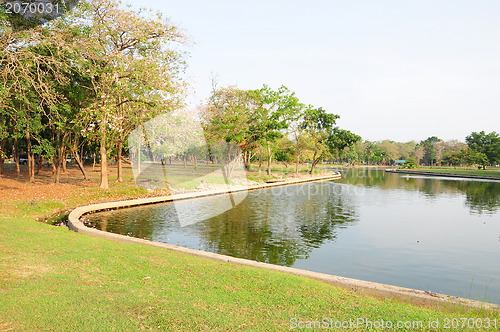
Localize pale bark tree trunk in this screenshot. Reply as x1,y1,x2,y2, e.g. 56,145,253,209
136,142,141,173
116,141,123,182
100,127,109,189
55,146,67,183
70,140,88,180
28,152,35,183
309,152,319,175
73,152,88,180
25,133,35,183
62,155,67,173
266,144,272,176
100,143,109,189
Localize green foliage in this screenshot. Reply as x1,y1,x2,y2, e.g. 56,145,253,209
0,0,187,185
274,138,295,164
402,158,417,169
420,136,443,166
466,131,500,167
327,128,361,157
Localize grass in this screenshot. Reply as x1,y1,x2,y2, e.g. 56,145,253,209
400,167,500,179
1,164,499,331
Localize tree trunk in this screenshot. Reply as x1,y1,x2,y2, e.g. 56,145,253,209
266,144,272,176
36,157,45,174
25,133,35,183
121,156,132,164
310,161,318,175
116,141,123,182
28,152,35,183
310,152,319,175
0,138,6,176
54,159,61,184
73,151,88,180
13,139,20,178
295,155,300,174
100,132,109,189
243,151,251,171
62,155,67,173
136,142,141,173
54,145,66,184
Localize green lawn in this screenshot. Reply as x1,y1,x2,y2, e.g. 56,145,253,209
1,168,499,331
402,167,500,179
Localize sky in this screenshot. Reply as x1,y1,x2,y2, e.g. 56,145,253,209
130,0,500,142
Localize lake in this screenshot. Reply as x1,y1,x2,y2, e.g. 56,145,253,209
84,168,500,304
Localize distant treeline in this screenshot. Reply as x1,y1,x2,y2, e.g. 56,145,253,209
1,1,498,188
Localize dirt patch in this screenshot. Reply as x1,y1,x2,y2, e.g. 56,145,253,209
0,163,106,203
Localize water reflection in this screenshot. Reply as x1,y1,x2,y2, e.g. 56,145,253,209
337,168,500,215
201,183,358,265
84,169,500,304
85,182,359,267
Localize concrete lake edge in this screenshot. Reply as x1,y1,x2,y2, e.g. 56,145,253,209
67,172,500,312
385,169,500,181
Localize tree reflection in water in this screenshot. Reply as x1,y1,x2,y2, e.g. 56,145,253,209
201,182,358,266
338,168,500,215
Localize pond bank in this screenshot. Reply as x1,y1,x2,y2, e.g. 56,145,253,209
385,169,500,181
68,172,500,313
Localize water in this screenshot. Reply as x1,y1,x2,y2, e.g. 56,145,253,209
84,168,500,304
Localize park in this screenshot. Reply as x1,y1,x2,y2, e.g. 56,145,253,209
1,0,500,330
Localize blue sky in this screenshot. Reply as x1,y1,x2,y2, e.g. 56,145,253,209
131,0,500,142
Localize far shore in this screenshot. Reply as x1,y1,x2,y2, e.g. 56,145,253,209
385,168,500,181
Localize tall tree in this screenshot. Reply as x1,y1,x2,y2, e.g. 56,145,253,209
251,85,303,175
202,87,260,170
66,0,187,188
327,128,361,163
300,107,339,174
420,136,442,166
466,131,500,168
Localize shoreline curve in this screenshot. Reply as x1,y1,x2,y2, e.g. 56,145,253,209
67,172,500,312
385,169,500,181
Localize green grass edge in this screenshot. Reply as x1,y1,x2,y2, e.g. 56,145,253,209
1,181,499,331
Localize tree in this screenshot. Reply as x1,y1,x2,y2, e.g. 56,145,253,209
68,0,186,188
300,107,339,174
251,85,303,175
203,84,303,174
327,128,361,163
420,136,442,166
0,28,69,182
202,87,260,170
377,140,399,164
414,146,424,166
466,131,500,168
274,138,295,169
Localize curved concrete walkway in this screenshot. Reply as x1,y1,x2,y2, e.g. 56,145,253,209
67,173,500,312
